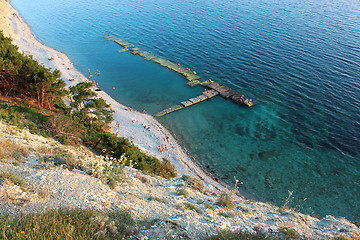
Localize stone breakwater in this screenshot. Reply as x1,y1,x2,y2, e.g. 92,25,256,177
0,120,359,239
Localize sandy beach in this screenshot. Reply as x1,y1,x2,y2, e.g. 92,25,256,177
0,0,229,193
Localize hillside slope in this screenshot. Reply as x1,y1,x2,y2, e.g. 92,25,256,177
0,120,359,239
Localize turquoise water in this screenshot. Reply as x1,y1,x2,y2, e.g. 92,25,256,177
12,0,360,220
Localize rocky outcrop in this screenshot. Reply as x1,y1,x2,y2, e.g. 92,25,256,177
0,120,359,239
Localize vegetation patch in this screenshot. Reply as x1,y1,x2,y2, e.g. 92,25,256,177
175,202,203,214
134,173,152,184
216,193,236,209
204,202,216,210
176,187,189,197
0,100,177,179
181,175,204,191
0,171,25,189
0,139,29,165
238,206,251,214
147,196,169,204
103,173,122,189
39,151,81,170
279,191,295,213
87,155,126,189
0,171,48,199
279,226,299,239
0,208,137,239
219,211,236,218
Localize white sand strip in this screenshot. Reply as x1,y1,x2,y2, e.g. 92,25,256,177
0,0,231,194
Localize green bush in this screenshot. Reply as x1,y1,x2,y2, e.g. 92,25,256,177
104,174,122,189
59,136,70,145
0,104,51,136
0,108,20,125
28,122,38,133
101,133,176,179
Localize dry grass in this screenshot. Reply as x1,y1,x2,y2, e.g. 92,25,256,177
181,175,204,192
216,193,236,210
0,171,48,199
36,146,54,155
0,208,137,239
219,211,236,218
176,187,189,197
33,187,48,199
0,171,26,189
175,202,203,214
147,196,169,204
279,226,299,239
134,173,152,184
0,139,29,165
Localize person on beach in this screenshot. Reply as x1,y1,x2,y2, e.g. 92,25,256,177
158,144,167,152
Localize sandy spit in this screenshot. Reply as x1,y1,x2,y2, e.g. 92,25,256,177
0,0,230,194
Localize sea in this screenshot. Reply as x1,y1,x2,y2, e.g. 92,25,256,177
12,0,360,221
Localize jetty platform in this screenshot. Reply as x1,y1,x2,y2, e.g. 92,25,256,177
201,82,255,107
154,90,218,117
103,34,256,115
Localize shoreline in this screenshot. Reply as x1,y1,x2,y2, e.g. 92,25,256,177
1,0,231,195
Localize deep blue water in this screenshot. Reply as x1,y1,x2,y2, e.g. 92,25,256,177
12,0,360,220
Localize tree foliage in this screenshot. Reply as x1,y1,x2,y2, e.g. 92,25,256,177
0,31,68,110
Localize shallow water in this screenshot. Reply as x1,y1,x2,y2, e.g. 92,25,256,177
12,0,360,220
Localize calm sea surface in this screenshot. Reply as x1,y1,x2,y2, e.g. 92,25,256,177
13,0,360,220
